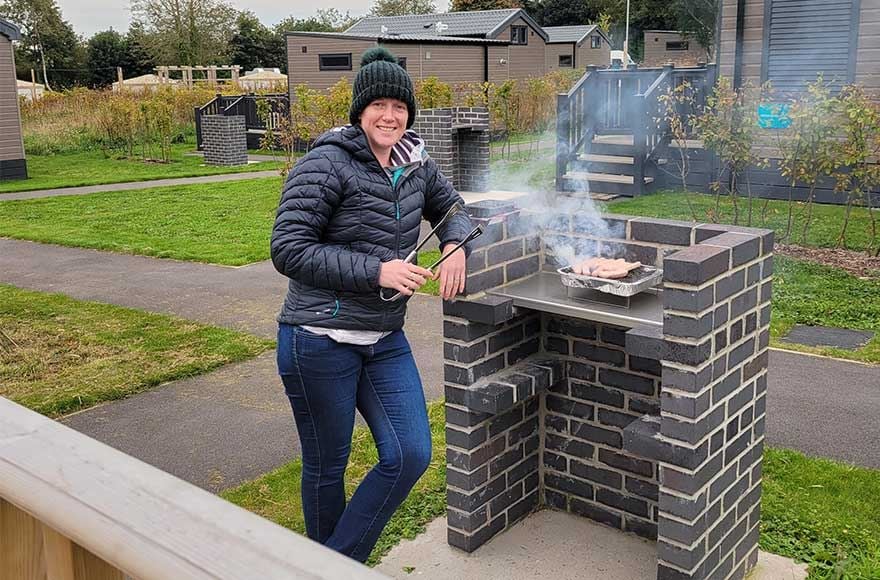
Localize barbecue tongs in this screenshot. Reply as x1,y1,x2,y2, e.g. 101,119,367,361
379,203,483,302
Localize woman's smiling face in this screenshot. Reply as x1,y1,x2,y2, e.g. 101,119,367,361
360,98,408,159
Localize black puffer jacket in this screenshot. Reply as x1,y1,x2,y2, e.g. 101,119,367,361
271,124,472,330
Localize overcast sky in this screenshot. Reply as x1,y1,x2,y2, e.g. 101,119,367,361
55,0,453,37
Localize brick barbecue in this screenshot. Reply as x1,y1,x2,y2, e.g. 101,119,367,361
413,107,490,193
442,199,773,580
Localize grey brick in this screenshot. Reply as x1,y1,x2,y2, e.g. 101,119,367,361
545,432,595,459
488,324,524,353
447,506,487,533
506,255,540,282
466,382,514,414
547,394,595,420
488,405,524,438
545,336,570,355
600,240,660,265
625,476,659,501
631,218,693,245
487,239,524,264
446,474,506,512
660,490,707,521
570,498,622,528
664,312,715,339
574,341,626,366
598,368,656,396
446,425,488,450
664,244,731,285
662,405,725,445
597,487,649,517
663,364,714,393
446,436,506,471
631,355,662,376
626,516,658,541
728,338,756,369
506,337,540,365
571,381,624,408
465,266,504,294
443,295,515,325
731,287,759,319
599,448,653,477
545,472,594,500
444,340,487,363
444,353,504,386
715,269,746,302
446,514,505,553
659,537,707,571
567,361,597,382
701,232,761,267
629,396,661,416
665,338,713,366
626,325,666,359
571,420,623,448
600,325,627,346
662,389,711,419
664,286,715,312
447,465,488,491
598,408,639,429
489,445,524,478
466,249,487,273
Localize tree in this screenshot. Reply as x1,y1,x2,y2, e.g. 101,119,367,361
368,0,436,17
537,0,598,27
275,8,356,34
130,0,238,65
86,29,127,88
122,22,156,78
228,11,276,72
0,0,83,89
451,0,520,11
672,0,717,57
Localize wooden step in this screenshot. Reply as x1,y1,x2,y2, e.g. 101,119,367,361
578,153,634,165
564,172,654,185
593,134,634,147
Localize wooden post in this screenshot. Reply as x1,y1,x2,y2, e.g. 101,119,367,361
1,498,44,580
556,92,571,192
116,67,124,92
41,524,75,580
30,69,37,102
632,95,646,196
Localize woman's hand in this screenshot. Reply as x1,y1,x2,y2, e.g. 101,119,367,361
435,243,467,301
379,260,433,296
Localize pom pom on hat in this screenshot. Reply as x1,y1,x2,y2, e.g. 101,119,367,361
360,47,398,67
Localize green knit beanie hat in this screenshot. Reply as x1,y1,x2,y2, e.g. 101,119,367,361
349,47,417,129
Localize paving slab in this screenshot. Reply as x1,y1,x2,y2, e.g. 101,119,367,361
0,170,280,201
780,324,874,350
376,512,806,580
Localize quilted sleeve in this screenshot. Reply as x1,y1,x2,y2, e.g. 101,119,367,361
270,152,382,292
422,157,473,256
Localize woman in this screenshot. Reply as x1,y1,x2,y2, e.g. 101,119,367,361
270,47,472,563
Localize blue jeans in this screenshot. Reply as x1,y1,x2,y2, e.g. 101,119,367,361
276,324,432,563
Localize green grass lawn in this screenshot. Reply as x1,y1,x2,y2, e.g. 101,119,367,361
0,143,284,194
0,284,272,417
762,448,880,579
221,401,880,577
0,178,282,265
221,401,446,567
610,190,877,252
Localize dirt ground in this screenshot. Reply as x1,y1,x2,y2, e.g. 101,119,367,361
775,244,880,279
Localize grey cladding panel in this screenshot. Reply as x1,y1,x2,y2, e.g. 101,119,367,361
765,0,857,91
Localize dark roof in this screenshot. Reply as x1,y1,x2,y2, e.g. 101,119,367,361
346,8,548,42
285,30,508,45
543,24,612,47
0,18,22,41
543,25,597,43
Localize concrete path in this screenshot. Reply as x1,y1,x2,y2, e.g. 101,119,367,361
0,170,280,201
2,237,879,494
376,512,806,580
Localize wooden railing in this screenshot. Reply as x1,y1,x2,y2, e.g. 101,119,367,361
555,63,716,194
195,93,289,150
0,397,388,580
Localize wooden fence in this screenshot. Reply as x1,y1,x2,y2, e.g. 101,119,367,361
0,397,388,580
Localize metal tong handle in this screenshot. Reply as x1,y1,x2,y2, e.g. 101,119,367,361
381,224,484,302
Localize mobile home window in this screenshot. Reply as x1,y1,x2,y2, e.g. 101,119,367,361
666,40,689,51
510,25,528,45
558,54,573,67
590,35,601,49
764,0,856,92
318,53,352,71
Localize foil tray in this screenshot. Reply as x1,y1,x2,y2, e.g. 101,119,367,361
557,265,664,297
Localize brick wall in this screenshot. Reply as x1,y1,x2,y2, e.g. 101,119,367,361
441,200,773,580
413,107,490,193
202,115,248,166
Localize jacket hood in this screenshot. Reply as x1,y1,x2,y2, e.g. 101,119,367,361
311,125,427,168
